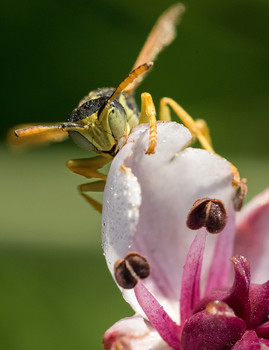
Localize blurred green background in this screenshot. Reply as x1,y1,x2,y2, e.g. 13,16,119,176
1,0,268,349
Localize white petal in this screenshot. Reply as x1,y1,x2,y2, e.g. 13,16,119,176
102,141,142,268
103,315,172,350
102,122,236,322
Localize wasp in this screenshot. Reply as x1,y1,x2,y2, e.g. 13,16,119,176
10,3,228,212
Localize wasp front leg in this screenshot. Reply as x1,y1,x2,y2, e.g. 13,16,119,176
139,92,157,154
66,155,112,180
160,97,214,152
66,155,112,212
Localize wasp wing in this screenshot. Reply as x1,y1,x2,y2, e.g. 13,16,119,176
124,3,185,95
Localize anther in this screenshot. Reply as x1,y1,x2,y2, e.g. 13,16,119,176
114,252,150,289
186,198,227,234
233,178,247,211
206,300,235,317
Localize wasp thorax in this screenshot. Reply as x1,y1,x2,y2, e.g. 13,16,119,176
186,198,227,234
114,252,150,289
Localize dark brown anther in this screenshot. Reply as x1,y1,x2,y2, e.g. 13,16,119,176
233,178,247,211
114,252,150,289
186,198,227,234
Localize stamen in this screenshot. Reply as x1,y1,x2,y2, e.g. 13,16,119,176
186,198,227,234
114,252,150,289
205,300,235,318
233,178,248,211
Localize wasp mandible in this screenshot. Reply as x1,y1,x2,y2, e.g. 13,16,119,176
10,4,220,212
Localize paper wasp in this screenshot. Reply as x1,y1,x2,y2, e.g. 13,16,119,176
10,4,236,212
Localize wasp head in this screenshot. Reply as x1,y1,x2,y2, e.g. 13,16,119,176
67,94,127,154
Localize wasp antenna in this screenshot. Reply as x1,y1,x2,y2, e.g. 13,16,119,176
60,122,86,130
99,62,153,121
15,125,61,137
109,62,153,103
15,122,85,138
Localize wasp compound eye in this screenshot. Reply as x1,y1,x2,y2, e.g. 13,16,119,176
114,252,150,289
186,198,227,234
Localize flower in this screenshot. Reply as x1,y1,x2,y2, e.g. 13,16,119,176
101,121,269,349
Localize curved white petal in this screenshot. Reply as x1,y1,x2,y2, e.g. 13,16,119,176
102,141,142,268
103,315,172,350
102,122,236,322
234,188,269,283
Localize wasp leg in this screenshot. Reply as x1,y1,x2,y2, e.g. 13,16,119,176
160,97,214,152
160,98,243,190
78,180,106,213
66,156,111,212
139,92,157,154
66,155,112,180
159,101,172,121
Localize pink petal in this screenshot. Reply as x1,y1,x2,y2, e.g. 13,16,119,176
225,255,251,323
181,301,246,350
193,255,251,324
261,340,269,349
134,281,181,350
231,330,264,350
256,321,269,340
102,122,236,321
249,281,269,329
260,339,269,348
103,314,171,350
180,228,207,324
234,188,269,283
205,210,236,294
